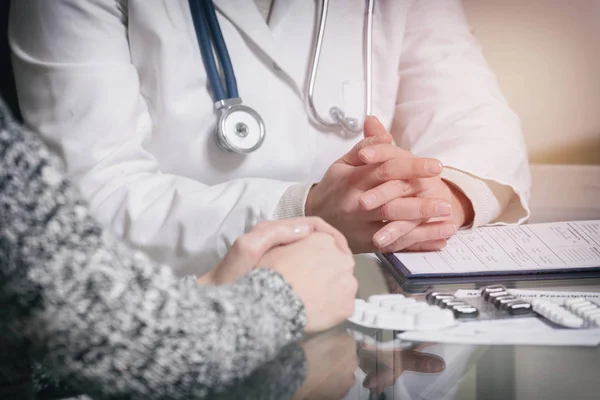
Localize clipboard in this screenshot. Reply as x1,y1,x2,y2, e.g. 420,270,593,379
377,220,600,285
378,252,600,286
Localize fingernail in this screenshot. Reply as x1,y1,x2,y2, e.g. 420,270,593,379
376,231,392,247
293,224,311,235
360,148,376,161
435,201,452,216
440,224,457,237
427,358,446,372
360,193,377,208
426,160,443,175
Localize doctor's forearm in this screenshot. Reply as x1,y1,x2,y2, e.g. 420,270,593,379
442,167,525,227
393,0,531,223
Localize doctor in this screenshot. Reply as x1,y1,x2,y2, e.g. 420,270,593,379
10,0,530,276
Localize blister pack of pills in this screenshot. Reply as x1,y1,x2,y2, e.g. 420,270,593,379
532,298,600,329
349,286,600,332
348,294,457,331
426,285,535,323
457,285,600,329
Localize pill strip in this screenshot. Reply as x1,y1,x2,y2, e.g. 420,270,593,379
480,285,533,316
532,298,600,329
425,291,480,318
481,285,597,328
348,295,457,331
532,300,585,328
564,299,600,327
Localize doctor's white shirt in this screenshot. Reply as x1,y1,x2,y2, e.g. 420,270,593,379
10,0,530,275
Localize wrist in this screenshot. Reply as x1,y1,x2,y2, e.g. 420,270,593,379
446,182,474,228
196,270,215,285
304,183,319,217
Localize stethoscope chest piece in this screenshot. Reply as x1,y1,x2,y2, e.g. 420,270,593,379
215,98,265,154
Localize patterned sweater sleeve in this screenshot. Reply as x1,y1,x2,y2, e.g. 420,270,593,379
0,102,306,399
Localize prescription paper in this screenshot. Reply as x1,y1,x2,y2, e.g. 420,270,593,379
393,220,600,275
398,289,600,347
455,288,600,305
397,318,600,346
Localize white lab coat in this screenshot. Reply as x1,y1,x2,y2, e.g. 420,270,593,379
10,0,530,276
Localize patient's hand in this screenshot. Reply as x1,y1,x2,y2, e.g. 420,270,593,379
294,331,358,399
257,233,356,333
198,217,349,285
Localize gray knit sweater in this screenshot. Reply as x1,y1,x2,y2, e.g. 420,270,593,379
0,99,307,399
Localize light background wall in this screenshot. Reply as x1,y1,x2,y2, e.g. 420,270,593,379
462,0,600,164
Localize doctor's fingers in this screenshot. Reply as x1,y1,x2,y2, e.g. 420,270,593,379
250,217,351,254
337,133,393,167
357,157,444,190
358,142,413,165
363,115,390,138
373,220,457,251
404,239,450,252
359,179,425,210
363,197,453,222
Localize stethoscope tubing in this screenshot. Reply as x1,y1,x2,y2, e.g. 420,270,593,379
189,0,238,101
188,0,376,154
306,0,375,134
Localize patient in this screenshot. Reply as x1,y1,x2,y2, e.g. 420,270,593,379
0,98,357,399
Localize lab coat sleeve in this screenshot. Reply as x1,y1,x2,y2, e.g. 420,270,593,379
272,183,312,219
9,0,296,276
393,0,531,226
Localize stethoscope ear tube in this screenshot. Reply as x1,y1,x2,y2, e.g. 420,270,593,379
305,0,375,135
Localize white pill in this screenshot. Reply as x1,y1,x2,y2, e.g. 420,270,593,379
558,315,585,328
554,311,572,320
583,309,600,321
378,298,415,309
538,303,559,314
356,303,378,315
573,304,597,316
569,301,592,310
389,299,418,310
368,294,405,305
531,299,547,307
564,298,589,307
353,300,367,311
362,310,379,325
401,303,430,315
375,311,413,330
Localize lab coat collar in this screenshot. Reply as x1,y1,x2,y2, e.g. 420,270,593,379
213,0,302,95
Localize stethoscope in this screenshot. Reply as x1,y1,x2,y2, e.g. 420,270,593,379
189,0,375,154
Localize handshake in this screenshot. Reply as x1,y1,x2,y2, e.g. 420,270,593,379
200,116,473,334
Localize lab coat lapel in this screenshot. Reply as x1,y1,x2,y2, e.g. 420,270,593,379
212,0,302,93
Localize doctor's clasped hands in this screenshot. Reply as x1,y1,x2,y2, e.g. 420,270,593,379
306,117,473,254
